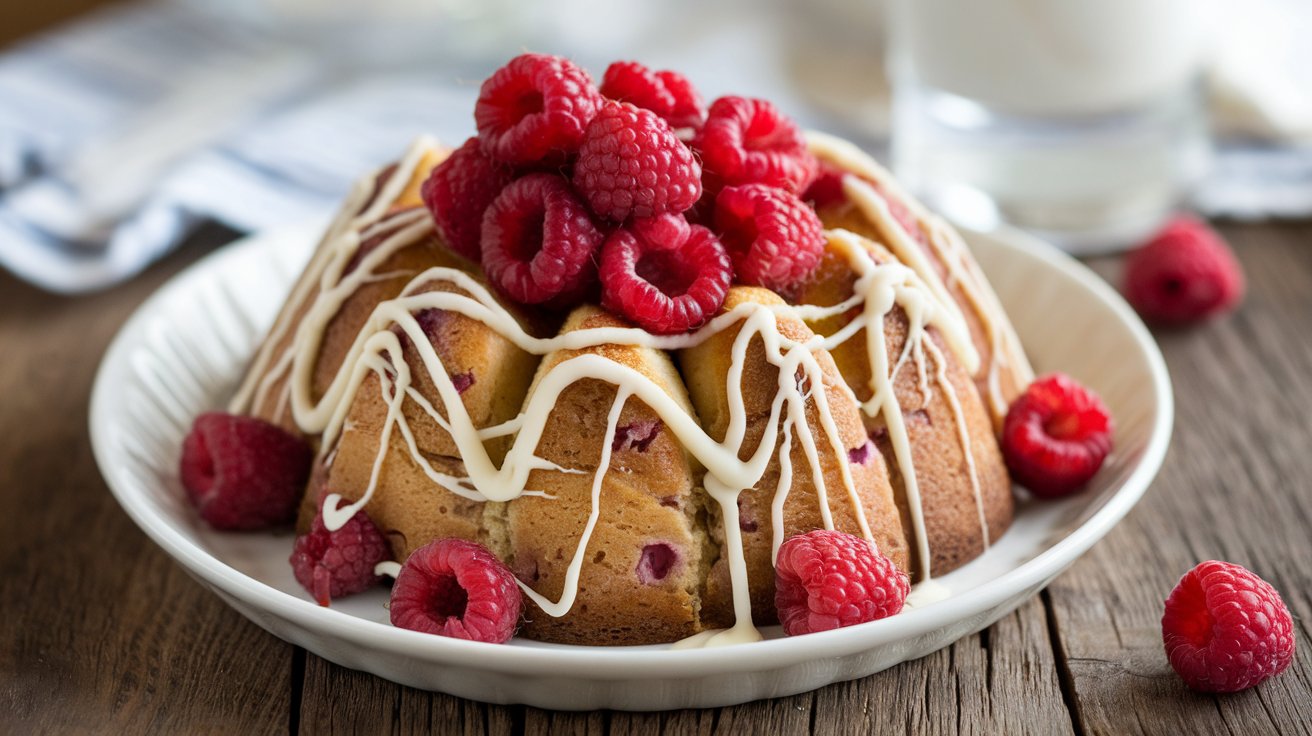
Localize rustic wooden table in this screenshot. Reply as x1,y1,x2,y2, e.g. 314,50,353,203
3,221,1310,734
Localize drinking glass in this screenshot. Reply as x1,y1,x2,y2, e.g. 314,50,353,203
887,0,1213,253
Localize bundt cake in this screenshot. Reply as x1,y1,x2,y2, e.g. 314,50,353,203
221,55,1035,647
228,138,1028,646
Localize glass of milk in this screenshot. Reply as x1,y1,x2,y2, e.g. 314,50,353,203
887,0,1213,254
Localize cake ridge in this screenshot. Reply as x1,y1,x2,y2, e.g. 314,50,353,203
807,131,1034,427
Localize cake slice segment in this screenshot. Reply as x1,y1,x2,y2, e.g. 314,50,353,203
679,286,910,627
807,132,1033,431
500,307,709,645
306,266,543,560
795,230,1013,580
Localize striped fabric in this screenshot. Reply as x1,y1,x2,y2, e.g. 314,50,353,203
0,2,476,292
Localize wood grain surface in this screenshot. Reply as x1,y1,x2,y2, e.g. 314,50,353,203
2,220,1309,734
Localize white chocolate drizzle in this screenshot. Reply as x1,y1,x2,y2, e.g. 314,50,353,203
806,131,1034,421
232,137,1007,647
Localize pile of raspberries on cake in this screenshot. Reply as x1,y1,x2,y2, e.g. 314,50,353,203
421,52,832,335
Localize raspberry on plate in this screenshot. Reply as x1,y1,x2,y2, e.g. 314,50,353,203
179,412,311,530
290,503,390,606
774,529,909,636
714,183,826,295
390,538,522,643
420,137,513,261
1123,215,1245,325
1162,561,1296,693
480,173,604,308
599,60,706,129
1001,373,1113,498
573,101,702,223
474,53,603,165
696,96,817,194
599,219,732,334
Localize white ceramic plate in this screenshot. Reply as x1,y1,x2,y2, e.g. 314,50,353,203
90,222,1171,711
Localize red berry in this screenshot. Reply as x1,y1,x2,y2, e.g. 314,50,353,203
289,503,390,606
390,538,522,643
714,183,826,294
474,53,603,165
1162,561,1296,693
696,96,817,194
1124,216,1245,325
573,101,702,223
630,212,691,252
599,61,706,129
774,529,908,636
179,412,311,530
599,220,731,335
480,173,604,308
1001,373,1114,498
419,138,513,261
802,159,848,210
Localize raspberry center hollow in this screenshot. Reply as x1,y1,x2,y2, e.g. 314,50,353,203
429,573,470,622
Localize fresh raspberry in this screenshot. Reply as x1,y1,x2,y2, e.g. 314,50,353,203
599,221,731,334
599,61,706,129
480,173,604,307
420,137,513,261
179,412,311,530
802,159,848,210
1162,561,1296,693
389,538,522,643
289,503,389,606
1001,373,1114,498
572,101,702,223
1124,216,1245,325
714,183,826,294
774,529,909,636
630,212,691,252
474,53,603,165
696,96,817,194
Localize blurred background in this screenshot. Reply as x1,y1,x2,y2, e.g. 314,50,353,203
2,0,1309,293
